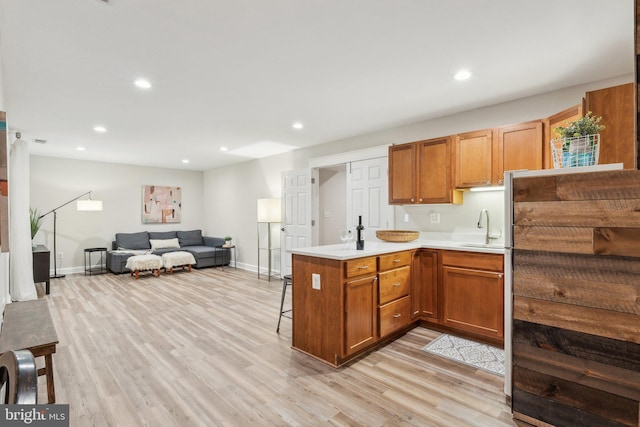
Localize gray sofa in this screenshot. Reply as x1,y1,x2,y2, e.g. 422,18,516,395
106,229,230,274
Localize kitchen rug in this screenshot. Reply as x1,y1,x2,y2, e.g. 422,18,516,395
422,334,505,376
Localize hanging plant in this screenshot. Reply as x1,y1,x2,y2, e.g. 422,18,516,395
30,208,43,239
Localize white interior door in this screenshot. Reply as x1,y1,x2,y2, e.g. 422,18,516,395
281,169,312,276
346,157,393,241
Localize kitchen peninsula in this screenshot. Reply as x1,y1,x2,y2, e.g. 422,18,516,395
290,239,504,367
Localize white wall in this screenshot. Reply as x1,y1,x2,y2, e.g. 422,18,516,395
30,156,204,274
318,167,346,245
202,74,633,271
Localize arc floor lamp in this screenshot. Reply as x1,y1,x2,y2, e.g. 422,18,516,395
38,191,102,279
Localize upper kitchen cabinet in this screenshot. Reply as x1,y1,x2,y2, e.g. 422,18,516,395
493,120,543,185
456,122,543,188
585,83,635,169
455,129,494,187
388,137,462,205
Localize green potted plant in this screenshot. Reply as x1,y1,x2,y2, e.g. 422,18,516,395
552,112,605,167
30,207,43,246
224,236,232,247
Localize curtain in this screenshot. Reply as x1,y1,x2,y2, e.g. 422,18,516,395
9,138,36,301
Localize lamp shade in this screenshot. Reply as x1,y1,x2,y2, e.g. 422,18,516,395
257,198,281,222
77,199,103,211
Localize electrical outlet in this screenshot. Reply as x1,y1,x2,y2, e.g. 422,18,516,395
404,213,409,223
57,251,64,259
312,273,321,290
430,212,440,224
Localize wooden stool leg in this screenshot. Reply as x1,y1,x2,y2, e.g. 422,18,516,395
135,270,140,279
45,353,55,403
156,269,161,277
188,265,192,272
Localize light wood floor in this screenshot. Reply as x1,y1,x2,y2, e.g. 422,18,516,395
38,267,516,426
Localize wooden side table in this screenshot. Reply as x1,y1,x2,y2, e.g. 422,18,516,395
0,299,59,404
32,245,51,295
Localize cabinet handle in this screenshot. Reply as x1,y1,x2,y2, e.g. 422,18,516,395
358,265,369,269
498,273,503,279
410,198,415,202
392,282,401,287
393,313,402,318
393,259,401,263
499,179,503,185
486,180,491,184
418,198,423,202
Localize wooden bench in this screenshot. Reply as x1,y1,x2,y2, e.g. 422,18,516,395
0,299,59,404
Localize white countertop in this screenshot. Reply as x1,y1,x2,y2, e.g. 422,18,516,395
289,237,504,261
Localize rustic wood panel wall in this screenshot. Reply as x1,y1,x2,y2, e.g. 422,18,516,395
512,170,640,427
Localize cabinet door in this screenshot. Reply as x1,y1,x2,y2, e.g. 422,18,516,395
455,129,493,188
494,121,543,185
388,144,416,204
586,83,635,169
412,250,438,320
416,137,453,203
442,266,504,339
344,275,378,356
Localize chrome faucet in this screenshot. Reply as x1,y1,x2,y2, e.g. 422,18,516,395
477,209,490,244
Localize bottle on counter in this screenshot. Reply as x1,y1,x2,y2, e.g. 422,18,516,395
356,215,365,250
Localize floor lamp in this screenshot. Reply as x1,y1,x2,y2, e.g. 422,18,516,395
38,191,103,279
257,198,281,281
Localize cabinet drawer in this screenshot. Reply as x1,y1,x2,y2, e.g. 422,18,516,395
379,295,411,337
345,256,377,278
378,251,412,271
378,266,410,305
442,250,503,272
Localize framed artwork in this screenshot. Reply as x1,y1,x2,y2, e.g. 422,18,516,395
142,185,181,224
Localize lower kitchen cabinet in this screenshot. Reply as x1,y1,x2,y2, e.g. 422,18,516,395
411,250,438,320
441,251,504,341
344,275,378,355
379,295,411,337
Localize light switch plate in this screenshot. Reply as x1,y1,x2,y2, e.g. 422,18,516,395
430,212,440,224
312,273,321,290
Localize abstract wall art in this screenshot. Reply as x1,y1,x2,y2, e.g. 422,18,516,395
142,185,181,224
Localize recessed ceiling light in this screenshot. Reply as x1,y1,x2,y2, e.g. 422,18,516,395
220,147,228,152
134,79,152,89
93,126,106,133
182,159,189,164
76,146,85,151
454,70,472,81
292,122,304,129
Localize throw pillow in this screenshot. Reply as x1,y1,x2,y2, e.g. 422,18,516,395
177,230,204,247
115,231,150,250
149,238,180,250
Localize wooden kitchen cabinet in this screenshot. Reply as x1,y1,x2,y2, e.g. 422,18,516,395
389,137,461,204
441,251,504,342
493,120,543,185
455,129,494,187
411,250,438,320
345,275,378,356
377,251,412,337
585,83,635,169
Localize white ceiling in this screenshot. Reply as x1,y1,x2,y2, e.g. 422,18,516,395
0,0,634,171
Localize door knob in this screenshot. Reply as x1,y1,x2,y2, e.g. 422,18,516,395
280,227,285,232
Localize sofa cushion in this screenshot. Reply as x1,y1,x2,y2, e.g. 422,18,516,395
149,231,178,240
149,238,180,251
115,231,150,250
177,230,204,247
